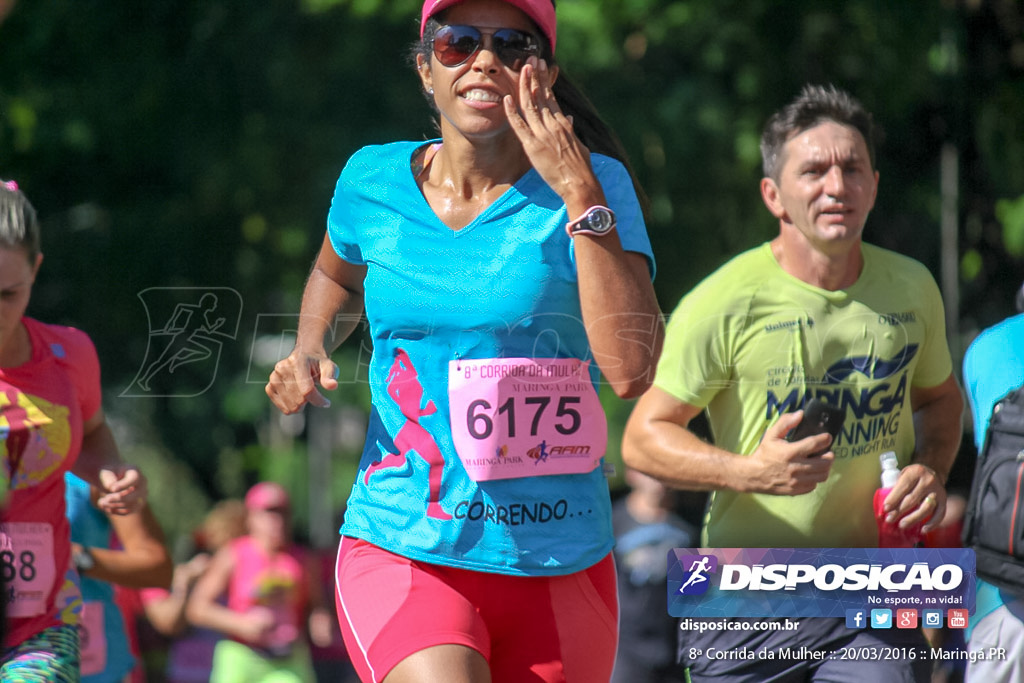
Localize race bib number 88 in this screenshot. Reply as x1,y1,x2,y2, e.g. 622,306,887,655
448,358,607,481
0,522,56,618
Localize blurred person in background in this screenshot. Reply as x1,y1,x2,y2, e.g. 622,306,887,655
186,482,332,683
961,282,1024,683
122,499,247,683
611,468,694,683
0,180,146,681
65,472,173,682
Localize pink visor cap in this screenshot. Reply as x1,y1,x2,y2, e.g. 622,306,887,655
420,0,557,53
245,482,290,511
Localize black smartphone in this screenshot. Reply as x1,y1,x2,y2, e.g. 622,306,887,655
785,398,845,454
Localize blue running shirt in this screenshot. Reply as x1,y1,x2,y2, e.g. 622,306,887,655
65,473,135,682
330,141,654,576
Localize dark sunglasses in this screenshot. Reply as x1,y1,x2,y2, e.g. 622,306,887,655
433,24,541,70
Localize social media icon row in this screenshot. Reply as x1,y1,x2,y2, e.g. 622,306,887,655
846,608,968,630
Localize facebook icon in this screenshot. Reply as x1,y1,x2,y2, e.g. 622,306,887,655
845,609,866,629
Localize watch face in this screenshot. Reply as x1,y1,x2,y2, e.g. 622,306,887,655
74,548,95,572
586,209,614,233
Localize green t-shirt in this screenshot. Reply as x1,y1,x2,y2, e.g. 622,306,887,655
655,242,953,548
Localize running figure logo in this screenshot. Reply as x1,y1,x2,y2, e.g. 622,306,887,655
363,349,451,521
678,554,718,595
124,288,242,397
527,440,549,464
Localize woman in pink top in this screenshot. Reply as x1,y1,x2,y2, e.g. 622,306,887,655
0,181,147,680
186,482,332,683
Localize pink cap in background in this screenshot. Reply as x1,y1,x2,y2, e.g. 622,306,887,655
245,482,290,511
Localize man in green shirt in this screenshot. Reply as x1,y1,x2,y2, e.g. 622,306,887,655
623,85,963,682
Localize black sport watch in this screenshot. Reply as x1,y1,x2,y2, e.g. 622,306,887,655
565,205,616,238
73,546,96,573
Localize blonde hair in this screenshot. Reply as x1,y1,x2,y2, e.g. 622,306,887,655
199,499,247,551
0,183,40,262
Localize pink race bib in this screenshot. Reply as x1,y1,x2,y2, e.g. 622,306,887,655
80,600,107,675
0,522,57,618
448,358,607,481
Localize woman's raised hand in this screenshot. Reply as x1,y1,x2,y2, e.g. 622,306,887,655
503,57,600,206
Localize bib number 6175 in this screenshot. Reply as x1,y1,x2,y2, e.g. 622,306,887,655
448,357,606,481
466,395,582,440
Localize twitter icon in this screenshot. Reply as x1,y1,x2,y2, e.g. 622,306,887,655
870,609,893,629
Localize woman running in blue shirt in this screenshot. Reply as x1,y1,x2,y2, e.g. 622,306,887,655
266,2,663,681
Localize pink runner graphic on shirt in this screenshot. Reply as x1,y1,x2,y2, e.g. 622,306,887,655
364,349,451,521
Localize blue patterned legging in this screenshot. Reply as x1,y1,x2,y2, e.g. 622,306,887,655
1,624,81,682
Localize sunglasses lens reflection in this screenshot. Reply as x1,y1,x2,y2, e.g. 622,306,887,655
493,29,536,71
433,25,539,70
435,26,481,66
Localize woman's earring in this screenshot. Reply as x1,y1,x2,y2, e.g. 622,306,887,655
427,88,434,95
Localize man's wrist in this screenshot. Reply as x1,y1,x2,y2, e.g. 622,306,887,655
723,452,757,494
910,461,947,487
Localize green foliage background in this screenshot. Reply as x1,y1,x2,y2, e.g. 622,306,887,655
1,0,1022,546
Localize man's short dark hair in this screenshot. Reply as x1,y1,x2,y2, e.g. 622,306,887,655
760,84,876,180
